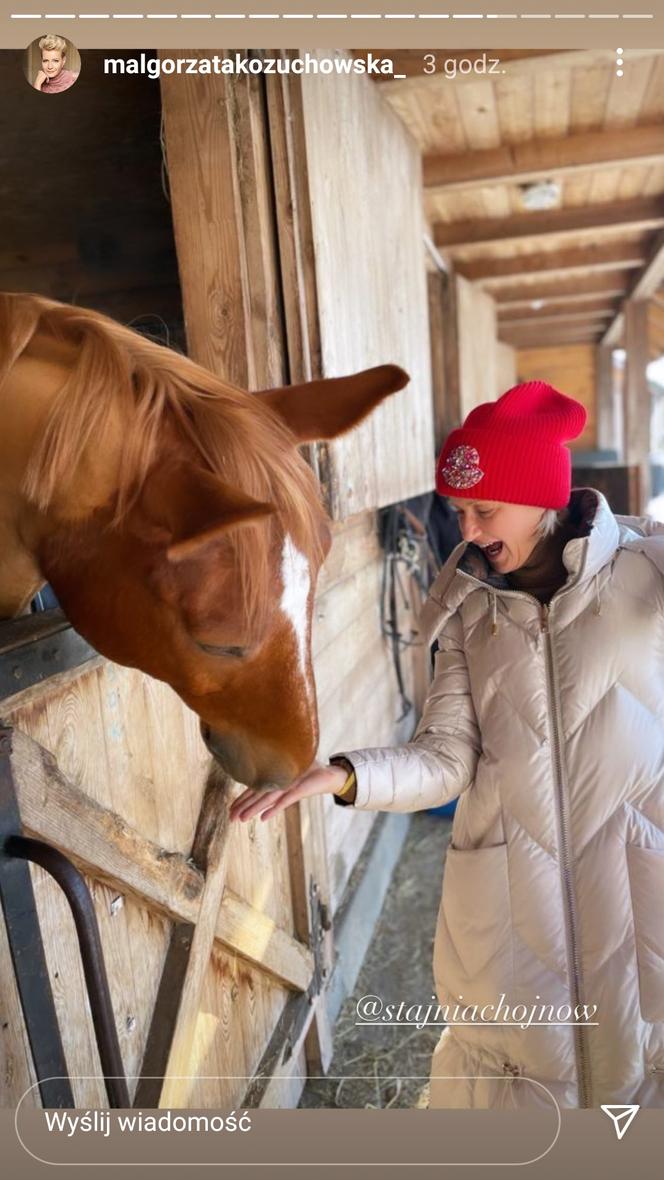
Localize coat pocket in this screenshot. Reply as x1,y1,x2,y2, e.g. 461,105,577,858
626,844,664,1023
433,842,514,1010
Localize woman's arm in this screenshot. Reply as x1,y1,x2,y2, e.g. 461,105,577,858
329,609,480,813
228,610,479,825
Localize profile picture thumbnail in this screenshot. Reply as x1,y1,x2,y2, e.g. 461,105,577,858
25,33,81,95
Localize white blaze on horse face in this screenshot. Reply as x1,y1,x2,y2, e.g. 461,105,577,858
279,533,314,706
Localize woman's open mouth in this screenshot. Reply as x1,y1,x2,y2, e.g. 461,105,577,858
482,541,503,560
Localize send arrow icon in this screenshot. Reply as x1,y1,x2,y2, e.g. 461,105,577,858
601,1104,640,1140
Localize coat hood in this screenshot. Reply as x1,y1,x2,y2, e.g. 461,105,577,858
416,486,664,648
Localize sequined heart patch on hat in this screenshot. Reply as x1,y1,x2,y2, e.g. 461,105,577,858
442,444,484,489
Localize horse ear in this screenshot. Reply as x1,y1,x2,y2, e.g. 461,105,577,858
139,459,276,564
254,363,410,442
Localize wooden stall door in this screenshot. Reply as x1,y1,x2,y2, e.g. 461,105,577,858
0,629,320,1110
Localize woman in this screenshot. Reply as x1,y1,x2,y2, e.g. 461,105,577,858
32,34,79,94
230,380,664,1110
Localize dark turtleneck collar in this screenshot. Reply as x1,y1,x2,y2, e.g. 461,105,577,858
505,508,579,603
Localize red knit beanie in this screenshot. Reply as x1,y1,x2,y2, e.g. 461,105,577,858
435,380,587,510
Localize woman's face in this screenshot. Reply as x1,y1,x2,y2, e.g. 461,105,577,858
41,49,65,78
448,498,546,574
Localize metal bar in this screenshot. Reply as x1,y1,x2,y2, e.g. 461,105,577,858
0,609,99,702
0,729,74,1109
5,833,130,1109
133,923,194,1109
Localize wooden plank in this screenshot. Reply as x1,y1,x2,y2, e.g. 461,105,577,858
265,59,339,1079
459,242,646,284
314,563,382,678
492,272,629,306
314,512,379,603
602,228,664,345
159,59,252,386
7,727,314,992
427,269,450,453
622,227,664,300
496,341,517,393
95,663,162,844
42,666,150,1097
650,299,664,359
441,268,462,430
423,125,664,194
595,344,618,453
296,49,434,519
533,64,571,141
505,328,605,348
265,60,324,488
456,275,498,413
515,344,597,450
623,301,652,511
499,306,615,328
323,672,410,910
1,695,105,1107
324,812,411,1030
148,766,234,1108
434,198,664,251
455,79,501,153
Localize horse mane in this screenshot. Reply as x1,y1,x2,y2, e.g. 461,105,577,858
0,291,329,630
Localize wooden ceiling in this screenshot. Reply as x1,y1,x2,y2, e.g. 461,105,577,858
363,49,664,354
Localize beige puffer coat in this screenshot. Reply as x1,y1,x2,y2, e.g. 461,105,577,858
333,487,664,1109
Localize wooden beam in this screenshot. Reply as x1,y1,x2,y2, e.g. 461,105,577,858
8,726,314,993
498,292,624,316
427,269,450,454
623,301,652,511
492,272,630,306
441,269,462,428
502,299,622,323
434,198,664,252
501,327,604,346
498,308,614,329
424,125,664,195
603,228,664,345
458,243,646,284
502,334,604,347
629,228,664,301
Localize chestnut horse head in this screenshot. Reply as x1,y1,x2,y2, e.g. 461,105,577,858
0,292,409,789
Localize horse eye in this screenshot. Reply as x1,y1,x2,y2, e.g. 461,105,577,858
196,641,248,658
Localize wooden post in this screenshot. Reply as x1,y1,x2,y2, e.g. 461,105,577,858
427,269,450,455
595,343,618,455
441,270,462,432
159,56,287,390
623,300,652,513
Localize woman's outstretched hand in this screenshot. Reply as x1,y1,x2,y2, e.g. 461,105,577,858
229,760,349,824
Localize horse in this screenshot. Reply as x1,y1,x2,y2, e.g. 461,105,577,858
0,292,409,790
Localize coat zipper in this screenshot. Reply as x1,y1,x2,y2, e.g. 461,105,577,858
456,570,592,1107
540,600,591,1108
